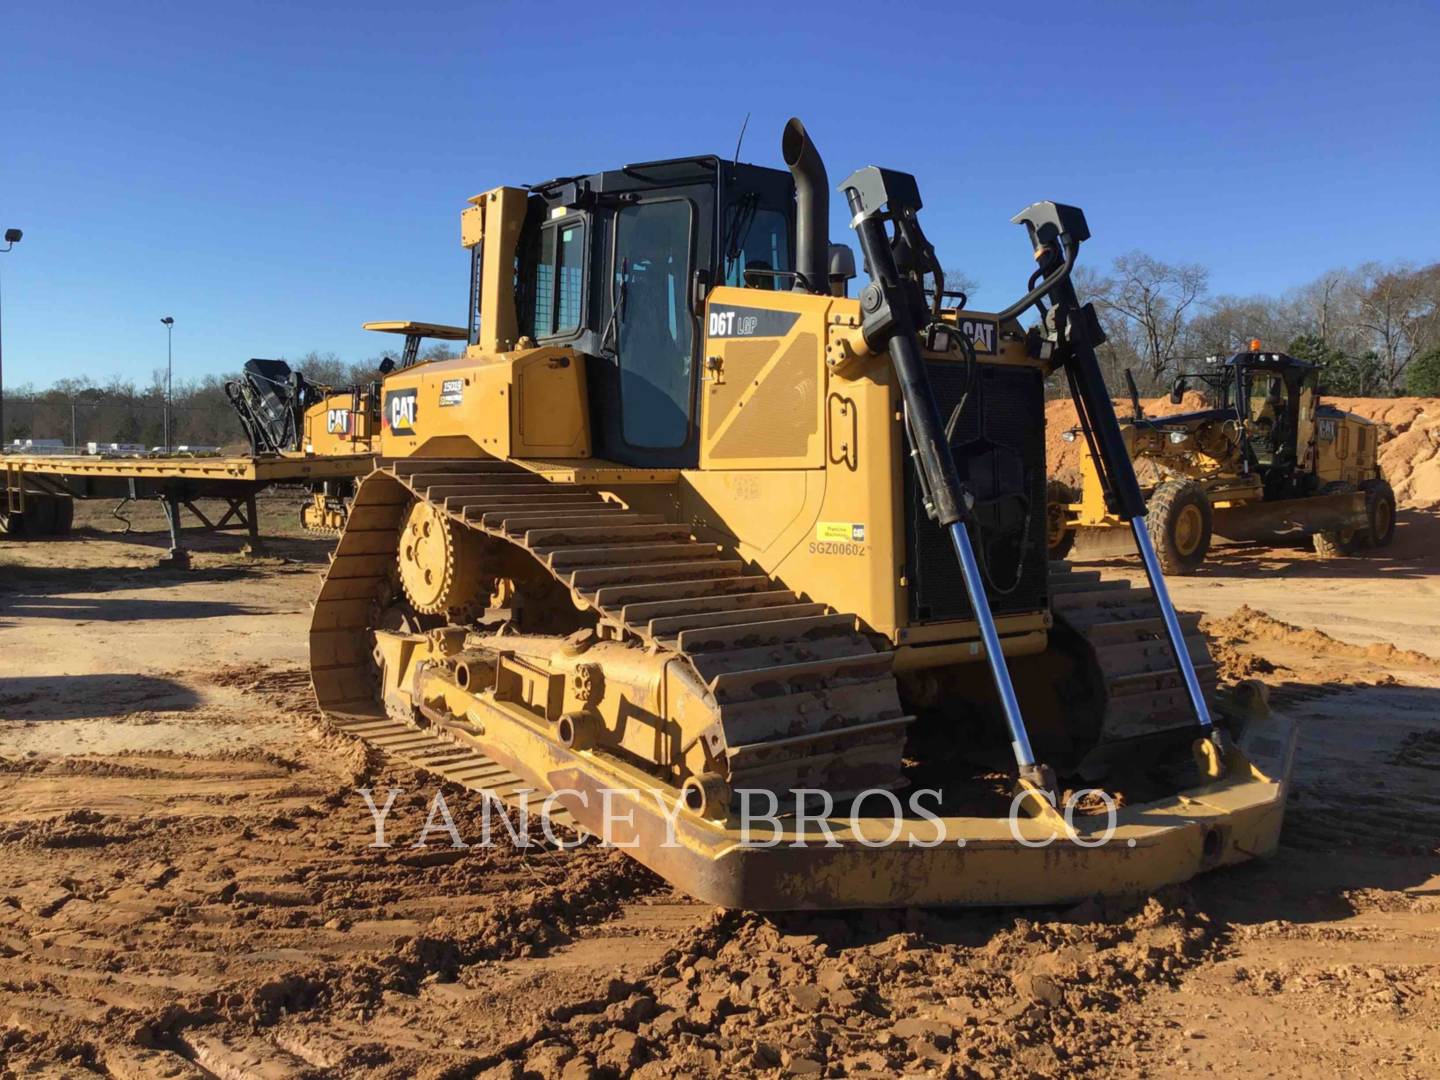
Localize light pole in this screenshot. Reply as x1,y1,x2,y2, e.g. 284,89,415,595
161,316,174,449
0,227,22,452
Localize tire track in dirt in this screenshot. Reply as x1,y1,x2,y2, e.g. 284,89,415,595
0,647,690,1077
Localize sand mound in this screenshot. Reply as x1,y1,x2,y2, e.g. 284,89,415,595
1327,396,1431,434
1330,398,1440,508
1379,414,1440,507
1046,393,1440,509
1205,604,1440,672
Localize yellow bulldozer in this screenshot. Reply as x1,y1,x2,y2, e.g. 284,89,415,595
1050,349,1396,572
224,321,467,532
309,120,1294,909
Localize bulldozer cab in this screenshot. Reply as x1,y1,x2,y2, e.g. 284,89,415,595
509,158,797,468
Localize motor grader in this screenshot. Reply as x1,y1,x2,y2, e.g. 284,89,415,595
309,119,1294,909
1050,348,1396,572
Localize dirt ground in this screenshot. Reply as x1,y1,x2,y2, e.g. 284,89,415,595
1,492,1437,1079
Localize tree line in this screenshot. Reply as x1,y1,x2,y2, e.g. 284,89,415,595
1074,256,1440,397
5,254,1439,448
2,345,458,450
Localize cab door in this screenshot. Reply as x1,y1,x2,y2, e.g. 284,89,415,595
1296,371,1318,472
591,198,699,467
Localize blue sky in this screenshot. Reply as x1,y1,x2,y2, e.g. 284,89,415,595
2,0,1437,388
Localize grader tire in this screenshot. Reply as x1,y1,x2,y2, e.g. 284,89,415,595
1146,480,1212,574
1360,478,1396,548
1046,479,1078,560
1312,481,1359,558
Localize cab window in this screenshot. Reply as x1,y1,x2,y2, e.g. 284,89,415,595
1247,372,1284,423
722,199,790,289
531,218,585,338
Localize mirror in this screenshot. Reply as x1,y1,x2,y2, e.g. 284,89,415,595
1169,376,1185,405
827,243,857,297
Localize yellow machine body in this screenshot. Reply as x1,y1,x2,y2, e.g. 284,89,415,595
289,320,471,532
309,137,1295,909
1058,353,1393,571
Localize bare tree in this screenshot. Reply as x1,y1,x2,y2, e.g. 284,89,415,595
420,342,461,362
1352,262,1440,392
1184,294,1301,358
942,267,980,303
1087,252,1209,382
1300,270,1350,347
922,268,980,306
1071,265,1145,390
281,350,350,389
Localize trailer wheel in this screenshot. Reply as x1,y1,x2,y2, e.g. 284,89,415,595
51,496,74,535
22,494,60,537
1046,480,1077,559
1359,478,1396,548
1147,480,1211,574
1312,482,1359,558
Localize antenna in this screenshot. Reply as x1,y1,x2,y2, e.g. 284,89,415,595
733,112,751,166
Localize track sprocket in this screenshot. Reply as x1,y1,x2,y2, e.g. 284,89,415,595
397,497,488,616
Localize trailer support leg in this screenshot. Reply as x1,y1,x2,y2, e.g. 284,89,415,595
157,495,190,568
241,494,264,556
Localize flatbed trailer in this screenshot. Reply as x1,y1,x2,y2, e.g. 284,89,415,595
2,453,374,564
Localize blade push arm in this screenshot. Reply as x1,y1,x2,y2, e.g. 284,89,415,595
1010,203,1148,522
839,166,1054,795
1010,202,1220,747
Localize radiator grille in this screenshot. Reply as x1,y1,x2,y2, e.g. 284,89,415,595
905,362,1049,624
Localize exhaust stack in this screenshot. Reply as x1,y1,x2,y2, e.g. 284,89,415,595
781,118,828,294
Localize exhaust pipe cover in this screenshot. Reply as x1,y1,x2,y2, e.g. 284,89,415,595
782,118,829,294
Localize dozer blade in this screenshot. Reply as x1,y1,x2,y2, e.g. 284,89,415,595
323,669,1295,909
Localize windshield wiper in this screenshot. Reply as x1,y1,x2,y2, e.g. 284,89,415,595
722,192,760,282
601,257,630,355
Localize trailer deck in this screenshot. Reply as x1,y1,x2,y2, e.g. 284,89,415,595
2,453,374,564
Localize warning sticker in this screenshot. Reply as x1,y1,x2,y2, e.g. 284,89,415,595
816,521,866,543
